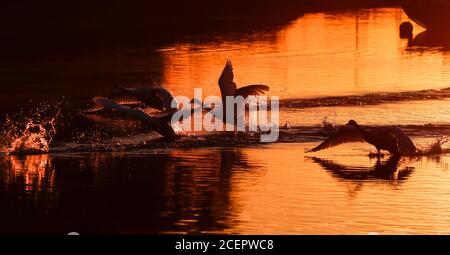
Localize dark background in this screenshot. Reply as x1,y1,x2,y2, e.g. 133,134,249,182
1,1,396,59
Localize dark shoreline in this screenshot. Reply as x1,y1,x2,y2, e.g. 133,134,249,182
303,0,396,11
1,1,398,59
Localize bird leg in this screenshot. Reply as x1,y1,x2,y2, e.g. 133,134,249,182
376,149,387,158
369,149,384,158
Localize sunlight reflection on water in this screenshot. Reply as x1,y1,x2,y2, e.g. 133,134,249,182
159,8,450,100
2,7,450,234
1,142,450,234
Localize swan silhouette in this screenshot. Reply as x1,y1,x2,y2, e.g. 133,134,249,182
85,85,177,115
306,120,417,157
191,60,270,104
110,85,176,112
92,97,180,138
214,60,270,125
218,60,270,100
89,61,270,136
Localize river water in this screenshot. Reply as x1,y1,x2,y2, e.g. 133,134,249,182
2,7,450,234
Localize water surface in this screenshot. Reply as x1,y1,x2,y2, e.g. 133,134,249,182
2,7,450,234
2,142,450,234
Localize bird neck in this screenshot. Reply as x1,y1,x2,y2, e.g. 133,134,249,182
353,123,367,137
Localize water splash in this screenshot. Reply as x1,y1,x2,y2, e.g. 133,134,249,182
417,136,449,156
5,120,57,154
1,105,60,155
321,116,337,134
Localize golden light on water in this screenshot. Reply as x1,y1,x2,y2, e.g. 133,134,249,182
4,6,450,235
225,143,450,234
159,8,450,101
1,155,56,199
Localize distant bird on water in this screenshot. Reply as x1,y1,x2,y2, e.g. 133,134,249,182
306,120,417,157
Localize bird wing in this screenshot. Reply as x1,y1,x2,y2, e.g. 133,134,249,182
234,84,270,97
218,60,237,97
84,97,144,114
384,127,416,155
153,88,176,111
306,127,365,153
92,97,175,137
84,104,106,113
110,85,170,111
93,96,153,119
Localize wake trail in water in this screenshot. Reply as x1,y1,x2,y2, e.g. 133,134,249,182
1,122,449,155
281,87,450,108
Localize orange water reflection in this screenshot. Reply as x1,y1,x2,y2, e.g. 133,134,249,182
227,142,450,234
0,154,57,215
2,155,54,191
1,143,450,234
159,8,450,100
4,7,450,234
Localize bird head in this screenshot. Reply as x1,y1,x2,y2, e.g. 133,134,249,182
346,120,359,127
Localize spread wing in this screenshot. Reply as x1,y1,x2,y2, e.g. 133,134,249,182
153,88,176,111
306,127,364,153
234,84,270,97
385,127,416,155
93,97,155,121
84,98,144,114
218,60,237,97
92,97,175,138
84,104,105,114
110,85,172,111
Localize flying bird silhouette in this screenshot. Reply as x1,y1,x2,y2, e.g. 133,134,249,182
306,120,417,157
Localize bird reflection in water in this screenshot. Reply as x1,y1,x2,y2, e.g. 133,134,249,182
406,30,450,51
310,155,414,181
308,156,414,197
